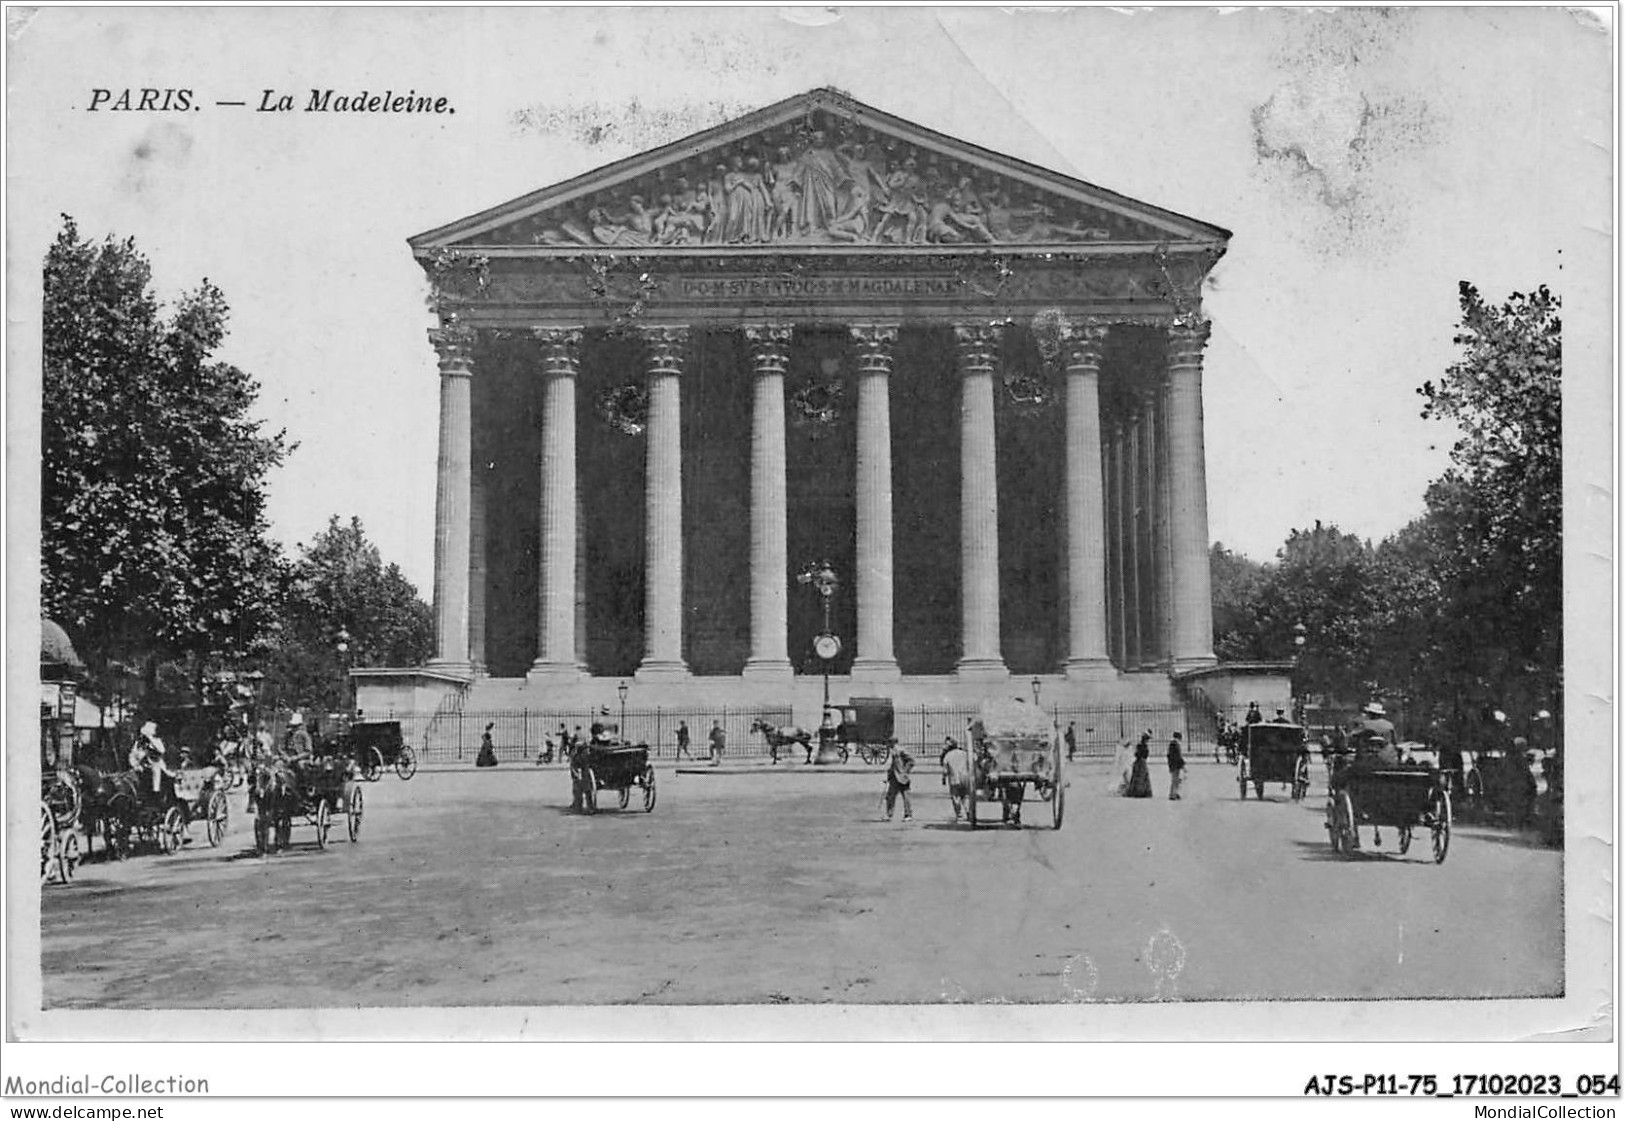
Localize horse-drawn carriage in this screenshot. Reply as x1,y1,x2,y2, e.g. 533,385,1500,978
1325,762,1452,863
326,720,417,781
1237,722,1312,801
81,765,225,859
570,734,656,813
250,755,363,854
951,701,1064,830
840,698,894,765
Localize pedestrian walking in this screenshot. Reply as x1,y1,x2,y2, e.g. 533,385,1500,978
675,720,693,760
883,740,915,821
1064,721,1078,762
476,723,499,767
708,720,726,766
1125,733,1154,798
1167,732,1186,800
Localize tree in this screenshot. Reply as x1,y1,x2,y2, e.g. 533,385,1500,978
1417,283,1562,728
42,216,288,696
263,516,433,712
1209,543,1270,662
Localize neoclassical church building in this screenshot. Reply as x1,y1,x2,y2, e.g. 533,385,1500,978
357,89,1237,721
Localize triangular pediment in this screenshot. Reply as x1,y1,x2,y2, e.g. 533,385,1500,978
411,88,1229,254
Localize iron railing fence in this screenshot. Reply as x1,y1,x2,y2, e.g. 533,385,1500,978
367,705,795,764
359,703,1197,764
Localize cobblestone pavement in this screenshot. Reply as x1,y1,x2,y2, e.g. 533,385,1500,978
40,759,1562,1008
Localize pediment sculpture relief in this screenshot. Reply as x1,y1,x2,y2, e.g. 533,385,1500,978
499,120,1134,250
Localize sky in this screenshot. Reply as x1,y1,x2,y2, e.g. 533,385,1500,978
7,5,1612,595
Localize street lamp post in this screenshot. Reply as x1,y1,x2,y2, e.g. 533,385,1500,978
336,629,351,725
1292,622,1307,724
617,680,629,737
797,560,843,764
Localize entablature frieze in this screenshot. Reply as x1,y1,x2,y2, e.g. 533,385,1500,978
435,251,1203,329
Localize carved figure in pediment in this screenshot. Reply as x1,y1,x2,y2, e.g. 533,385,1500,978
721,154,771,243
653,177,711,245
986,192,1110,243
703,163,729,245
766,146,801,241
875,158,928,244
588,204,655,248
927,182,994,245
536,216,596,246
792,130,845,237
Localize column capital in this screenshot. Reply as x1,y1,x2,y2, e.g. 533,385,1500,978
1167,318,1213,368
640,325,690,376
428,324,476,375
850,323,899,375
952,322,1005,376
743,325,792,377
1059,321,1111,372
531,327,583,376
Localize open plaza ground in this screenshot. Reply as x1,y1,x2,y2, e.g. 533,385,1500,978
40,757,1561,1009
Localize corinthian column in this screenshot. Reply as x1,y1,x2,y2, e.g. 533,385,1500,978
851,324,901,680
427,324,474,673
637,326,690,681
1166,320,1218,668
529,328,583,681
742,325,793,681
954,324,1007,680
1061,322,1114,679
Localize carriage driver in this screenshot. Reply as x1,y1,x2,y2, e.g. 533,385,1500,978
1330,702,1400,847
128,721,173,794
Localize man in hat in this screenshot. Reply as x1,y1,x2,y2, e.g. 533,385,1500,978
284,712,314,762
1167,731,1187,801
128,721,173,794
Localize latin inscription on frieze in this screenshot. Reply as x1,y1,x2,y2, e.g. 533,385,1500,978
675,274,964,300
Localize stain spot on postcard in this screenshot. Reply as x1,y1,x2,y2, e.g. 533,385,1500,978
1250,8,1442,258
125,122,193,194
510,98,752,151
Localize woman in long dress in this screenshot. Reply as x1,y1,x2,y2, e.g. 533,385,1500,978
1125,736,1154,798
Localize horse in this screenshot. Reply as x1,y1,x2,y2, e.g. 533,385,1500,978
750,719,814,765
248,759,299,854
68,764,144,858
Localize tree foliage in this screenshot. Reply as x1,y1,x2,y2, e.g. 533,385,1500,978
1211,283,1562,739
42,216,288,684
263,516,434,712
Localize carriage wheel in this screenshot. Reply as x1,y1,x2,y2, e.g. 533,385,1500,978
395,746,418,781
581,768,598,815
1397,826,1412,855
315,799,332,849
617,785,631,811
347,787,364,842
362,748,383,783
159,807,186,855
205,791,229,847
641,766,657,812
1051,769,1066,831
838,747,849,764
1337,791,1357,855
58,829,81,882
1430,789,1452,864
41,807,56,884
1326,802,1343,854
